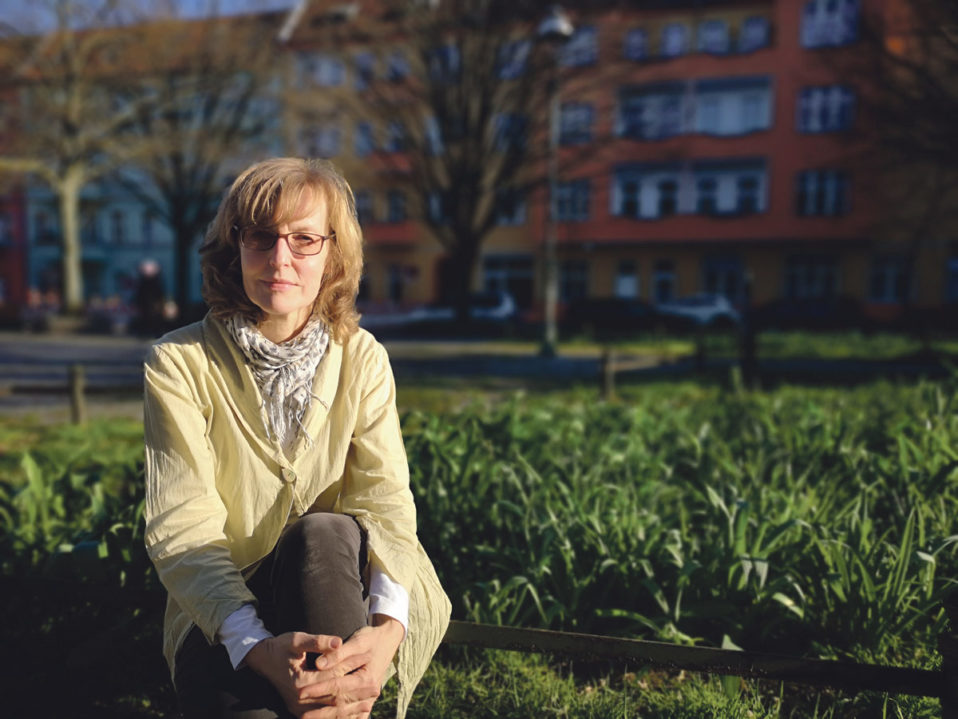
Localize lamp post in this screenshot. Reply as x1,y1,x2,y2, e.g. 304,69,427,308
536,5,573,358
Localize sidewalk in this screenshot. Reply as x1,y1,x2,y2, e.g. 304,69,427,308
0,329,661,420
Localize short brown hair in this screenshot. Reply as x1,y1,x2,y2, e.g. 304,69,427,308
200,157,362,342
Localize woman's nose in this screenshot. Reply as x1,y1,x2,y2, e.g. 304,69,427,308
267,235,293,267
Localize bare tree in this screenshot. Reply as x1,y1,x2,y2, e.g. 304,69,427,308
115,10,285,316
0,0,153,313
291,0,627,322
855,0,958,310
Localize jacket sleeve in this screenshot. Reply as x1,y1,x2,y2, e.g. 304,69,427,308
143,343,257,643
338,339,419,592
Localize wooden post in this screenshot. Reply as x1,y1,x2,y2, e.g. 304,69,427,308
940,590,958,718
69,364,87,425
601,346,615,400
694,326,706,373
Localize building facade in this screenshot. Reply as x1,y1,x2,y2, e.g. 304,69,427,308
6,0,951,324
280,0,944,322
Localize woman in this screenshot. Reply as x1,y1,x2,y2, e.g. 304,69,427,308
143,157,450,718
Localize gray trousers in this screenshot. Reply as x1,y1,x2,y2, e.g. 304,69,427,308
173,513,369,719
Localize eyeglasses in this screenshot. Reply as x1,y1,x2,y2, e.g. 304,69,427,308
236,226,336,256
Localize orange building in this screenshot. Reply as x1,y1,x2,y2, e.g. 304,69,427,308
278,0,933,319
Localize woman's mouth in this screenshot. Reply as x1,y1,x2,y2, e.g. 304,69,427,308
262,278,296,290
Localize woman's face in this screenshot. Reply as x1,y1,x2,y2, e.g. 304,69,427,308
240,193,330,343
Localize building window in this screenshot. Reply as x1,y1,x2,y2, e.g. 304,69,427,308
661,23,689,57
424,116,443,155
300,53,345,86
495,113,527,151
697,96,720,134
314,126,341,157
555,179,590,221
692,160,767,215
495,188,526,226
615,260,639,298
739,16,771,52
429,43,461,83
618,83,686,140
386,50,408,82
784,254,839,299
560,260,589,303
34,210,55,245
694,76,772,136
387,190,406,223
703,255,744,303
623,28,648,61
796,169,850,216
355,122,374,157
560,26,598,67
387,264,404,303
82,210,98,244
559,103,594,145
869,257,909,303
801,0,858,48
696,177,718,214
483,254,535,308
428,192,449,224
698,20,730,54
141,211,154,246
300,125,339,157
736,176,760,214
110,210,125,245
657,180,678,217
498,39,530,79
355,191,374,225
386,121,406,152
797,86,856,133
652,260,676,303
618,176,640,218
355,52,375,90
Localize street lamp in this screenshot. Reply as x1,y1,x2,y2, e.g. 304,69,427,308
536,5,573,358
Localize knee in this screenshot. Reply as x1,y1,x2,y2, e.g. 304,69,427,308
287,512,362,564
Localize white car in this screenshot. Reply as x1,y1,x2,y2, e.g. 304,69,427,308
655,293,741,328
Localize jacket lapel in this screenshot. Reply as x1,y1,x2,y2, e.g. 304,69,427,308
202,314,279,456
296,337,342,451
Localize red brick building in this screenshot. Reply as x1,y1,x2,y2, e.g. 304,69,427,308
262,0,949,318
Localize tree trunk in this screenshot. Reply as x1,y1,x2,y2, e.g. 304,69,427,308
59,171,84,315
173,221,195,317
445,236,479,324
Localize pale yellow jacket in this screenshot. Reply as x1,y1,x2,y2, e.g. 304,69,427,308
143,314,450,718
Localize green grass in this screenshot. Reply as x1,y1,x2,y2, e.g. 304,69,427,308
1,374,955,717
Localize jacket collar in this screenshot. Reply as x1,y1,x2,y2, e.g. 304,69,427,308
202,313,342,461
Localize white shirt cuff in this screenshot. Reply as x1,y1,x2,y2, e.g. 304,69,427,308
217,603,274,670
368,563,409,639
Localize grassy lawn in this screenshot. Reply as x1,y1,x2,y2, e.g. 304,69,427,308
1,337,955,717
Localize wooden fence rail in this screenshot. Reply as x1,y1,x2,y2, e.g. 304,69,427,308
444,620,944,699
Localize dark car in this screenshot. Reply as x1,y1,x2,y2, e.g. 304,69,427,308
751,295,867,331
562,297,660,339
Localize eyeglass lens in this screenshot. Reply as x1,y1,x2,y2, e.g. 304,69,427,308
242,229,328,255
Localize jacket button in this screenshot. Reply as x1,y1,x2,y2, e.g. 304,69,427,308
281,468,296,483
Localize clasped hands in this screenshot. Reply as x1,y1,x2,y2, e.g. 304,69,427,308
245,616,404,719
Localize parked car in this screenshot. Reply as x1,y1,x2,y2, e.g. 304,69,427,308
655,293,741,330
562,297,660,339
360,291,519,336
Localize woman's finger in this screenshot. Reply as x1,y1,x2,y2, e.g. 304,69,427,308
306,650,371,681
299,669,380,702
289,631,343,656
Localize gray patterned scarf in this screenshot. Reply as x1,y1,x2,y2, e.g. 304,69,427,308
227,314,330,449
